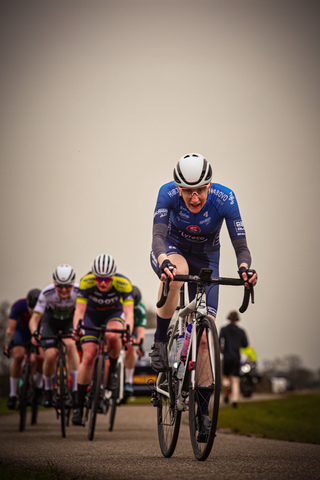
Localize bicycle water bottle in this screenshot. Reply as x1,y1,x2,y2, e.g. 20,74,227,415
177,324,192,379
176,333,185,377
177,333,185,359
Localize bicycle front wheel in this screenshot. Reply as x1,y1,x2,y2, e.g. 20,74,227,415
188,315,221,461
157,325,181,458
88,355,104,441
19,364,30,432
58,357,67,438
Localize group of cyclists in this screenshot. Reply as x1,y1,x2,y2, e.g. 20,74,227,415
4,256,147,427
4,152,257,443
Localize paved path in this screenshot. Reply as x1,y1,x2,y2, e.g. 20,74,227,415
1,398,319,480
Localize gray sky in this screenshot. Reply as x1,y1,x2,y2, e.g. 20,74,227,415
1,0,319,371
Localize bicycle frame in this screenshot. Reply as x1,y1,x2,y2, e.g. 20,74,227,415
155,283,209,411
153,267,255,460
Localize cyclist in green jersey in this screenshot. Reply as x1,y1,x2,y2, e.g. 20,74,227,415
124,286,147,394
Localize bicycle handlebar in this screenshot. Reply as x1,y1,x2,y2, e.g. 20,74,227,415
76,320,131,344
156,268,255,313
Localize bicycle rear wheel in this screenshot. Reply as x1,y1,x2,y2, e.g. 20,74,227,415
58,357,67,438
19,364,30,432
188,315,221,461
108,362,120,432
157,325,181,458
88,355,104,441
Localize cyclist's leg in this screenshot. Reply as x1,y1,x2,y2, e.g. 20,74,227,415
72,311,99,424
124,326,136,394
40,313,58,407
62,317,79,405
8,341,25,409
105,313,125,390
150,248,187,371
8,322,31,408
188,253,220,436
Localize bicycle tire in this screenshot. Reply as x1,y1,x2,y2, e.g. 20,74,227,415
108,362,121,432
58,357,67,438
88,355,103,441
19,363,30,432
30,378,38,426
157,325,181,458
188,315,221,461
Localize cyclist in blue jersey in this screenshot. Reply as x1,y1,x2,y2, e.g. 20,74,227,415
4,289,43,410
71,254,134,426
124,285,147,395
149,153,257,438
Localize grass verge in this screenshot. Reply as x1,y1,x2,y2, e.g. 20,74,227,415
217,392,320,444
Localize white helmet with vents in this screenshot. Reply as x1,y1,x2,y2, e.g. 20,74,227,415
92,254,117,277
173,153,212,188
53,264,75,284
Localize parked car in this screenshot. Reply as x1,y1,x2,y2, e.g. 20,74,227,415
133,328,157,396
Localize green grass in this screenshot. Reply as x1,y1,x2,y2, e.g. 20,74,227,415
217,392,320,444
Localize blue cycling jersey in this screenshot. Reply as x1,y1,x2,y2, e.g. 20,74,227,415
153,181,247,255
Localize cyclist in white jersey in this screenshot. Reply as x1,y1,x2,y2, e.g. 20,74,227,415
29,264,80,408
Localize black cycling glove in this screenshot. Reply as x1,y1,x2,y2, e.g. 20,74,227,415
158,259,176,278
238,267,257,280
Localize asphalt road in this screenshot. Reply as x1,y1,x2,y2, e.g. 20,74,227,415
0,398,319,480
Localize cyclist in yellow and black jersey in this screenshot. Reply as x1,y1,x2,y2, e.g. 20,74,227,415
72,253,134,426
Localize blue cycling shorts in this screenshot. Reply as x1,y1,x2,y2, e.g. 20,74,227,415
150,243,220,318
81,308,125,345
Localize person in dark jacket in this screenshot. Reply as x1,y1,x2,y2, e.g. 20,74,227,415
219,310,248,408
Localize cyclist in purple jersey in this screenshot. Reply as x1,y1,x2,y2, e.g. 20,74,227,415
4,289,43,410
149,153,257,435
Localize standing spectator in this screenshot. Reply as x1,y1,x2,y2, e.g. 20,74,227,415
219,310,248,408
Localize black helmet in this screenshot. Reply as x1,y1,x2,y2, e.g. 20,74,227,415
26,288,41,309
132,286,142,306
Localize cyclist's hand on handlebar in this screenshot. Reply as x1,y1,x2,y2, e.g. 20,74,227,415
3,344,11,358
72,327,82,341
238,267,258,288
137,344,144,358
31,330,40,346
158,259,177,282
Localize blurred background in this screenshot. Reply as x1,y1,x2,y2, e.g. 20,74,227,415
1,0,319,383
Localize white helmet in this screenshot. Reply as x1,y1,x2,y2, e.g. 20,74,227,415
92,254,117,277
53,264,75,284
173,153,212,188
